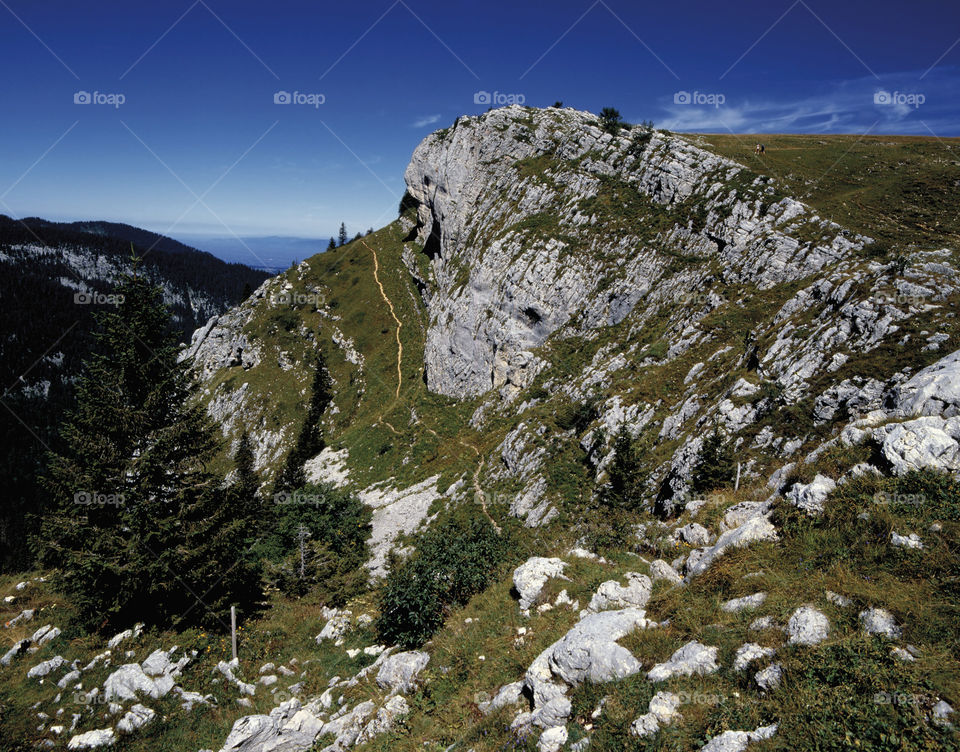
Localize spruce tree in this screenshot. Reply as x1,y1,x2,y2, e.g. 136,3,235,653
602,427,643,511
276,349,333,493
327,237,336,251
37,273,260,631
338,223,348,247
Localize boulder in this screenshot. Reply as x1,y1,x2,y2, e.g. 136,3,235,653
375,650,430,695
875,417,960,475
701,724,778,752
891,349,960,418
67,729,116,749
754,663,783,692
1,638,30,667
630,691,682,737
787,475,836,515
117,704,155,734
891,531,924,549
647,641,719,681
103,664,172,701
733,643,775,672
538,725,568,752
586,573,652,613
787,606,830,646
513,557,567,611
685,514,779,578
673,523,713,546
721,592,767,613
27,655,66,679
357,695,410,744
859,608,901,639
648,559,683,585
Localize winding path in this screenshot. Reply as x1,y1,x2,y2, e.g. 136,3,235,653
362,239,403,400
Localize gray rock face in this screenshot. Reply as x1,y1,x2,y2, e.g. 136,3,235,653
648,641,719,681
859,608,901,639
787,606,830,646
701,724,778,752
673,523,713,546
891,348,960,418
513,557,567,611
375,651,430,695
404,106,858,400
875,417,960,475
521,607,655,738
218,698,324,752
787,474,836,516
357,695,410,745
586,573,652,613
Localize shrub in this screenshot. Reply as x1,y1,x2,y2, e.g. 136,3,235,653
599,107,625,134
376,515,508,648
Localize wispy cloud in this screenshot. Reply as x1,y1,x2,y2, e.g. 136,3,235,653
655,67,959,136
412,114,441,128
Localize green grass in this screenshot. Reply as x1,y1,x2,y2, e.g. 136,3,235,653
694,134,960,250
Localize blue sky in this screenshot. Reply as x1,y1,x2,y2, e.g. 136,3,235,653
0,0,957,263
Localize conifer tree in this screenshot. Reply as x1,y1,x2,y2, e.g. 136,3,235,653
37,273,261,631
327,237,336,251
602,427,643,511
276,349,332,493
338,222,348,247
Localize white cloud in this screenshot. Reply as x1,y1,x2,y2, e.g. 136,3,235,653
412,114,441,128
655,67,958,136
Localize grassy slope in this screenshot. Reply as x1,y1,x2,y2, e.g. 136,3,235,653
693,134,960,249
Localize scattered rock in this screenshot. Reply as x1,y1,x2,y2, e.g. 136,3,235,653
375,651,430,695
721,592,767,613
787,606,830,646
586,573,651,613
754,663,783,692
537,725,568,752
67,728,116,749
685,514,779,578
859,608,902,639
891,531,924,549
733,643,775,672
513,557,567,611
825,591,851,608
787,475,836,515
649,559,683,585
648,641,719,681
630,691,682,737
117,704,155,734
27,656,66,679
701,723,778,752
